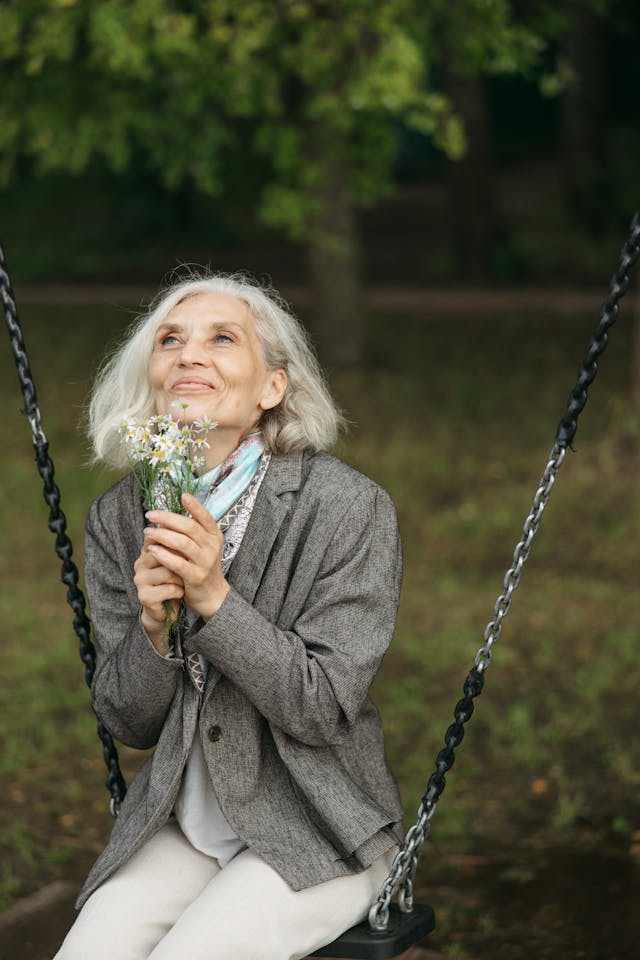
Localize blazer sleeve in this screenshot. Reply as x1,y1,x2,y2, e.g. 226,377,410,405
187,483,402,747
85,492,183,750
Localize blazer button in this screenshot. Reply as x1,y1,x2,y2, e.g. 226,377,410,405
208,724,222,742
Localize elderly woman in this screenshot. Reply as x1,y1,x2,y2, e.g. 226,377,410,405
54,273,404,960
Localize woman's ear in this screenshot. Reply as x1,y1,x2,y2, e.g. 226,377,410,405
259,369,287,412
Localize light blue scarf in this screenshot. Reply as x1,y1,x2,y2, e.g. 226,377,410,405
196,432,266,520
184,432,268,695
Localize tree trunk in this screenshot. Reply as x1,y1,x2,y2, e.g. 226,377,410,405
306,141,365,370
561,4,610,235
632,275,640,418
440,66,496,280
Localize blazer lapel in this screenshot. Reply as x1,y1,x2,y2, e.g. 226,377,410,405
200,452,304,708
199,504,285,704
226,451,304,606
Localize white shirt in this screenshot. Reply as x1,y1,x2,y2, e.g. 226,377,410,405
174,700,246,866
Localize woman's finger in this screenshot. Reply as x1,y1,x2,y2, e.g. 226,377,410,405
136,543,161,565
143,526,201,561
140,564,183,587
145,509,195,535
181,494,221,533
139,582,184,605
134,542,185,612
145,502,221,542
145,543,192,580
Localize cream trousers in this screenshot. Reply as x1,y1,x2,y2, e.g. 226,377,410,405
53,820,397,960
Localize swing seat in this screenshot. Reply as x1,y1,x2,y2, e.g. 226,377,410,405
310,903,436,959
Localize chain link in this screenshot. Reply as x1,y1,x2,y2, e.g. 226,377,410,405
369,805,433,929
474,443,566,672
0,259,49,448
556,211,640,448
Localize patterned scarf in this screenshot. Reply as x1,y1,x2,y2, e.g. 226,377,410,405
184,432,271,694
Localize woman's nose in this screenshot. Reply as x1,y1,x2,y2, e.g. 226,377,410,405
178,339,207,365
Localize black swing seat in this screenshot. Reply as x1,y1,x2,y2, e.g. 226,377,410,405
310,903,436,959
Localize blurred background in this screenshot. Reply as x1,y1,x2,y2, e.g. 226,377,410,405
1,2,639,958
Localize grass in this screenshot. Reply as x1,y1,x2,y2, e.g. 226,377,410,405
0,298,638,952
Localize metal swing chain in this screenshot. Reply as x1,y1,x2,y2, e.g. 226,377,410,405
368,447,564,931
369,210,640,933
0,243,127,815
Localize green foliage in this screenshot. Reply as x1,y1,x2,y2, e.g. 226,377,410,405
0,0,550,239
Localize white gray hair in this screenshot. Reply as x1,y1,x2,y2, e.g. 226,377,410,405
88,271,345,468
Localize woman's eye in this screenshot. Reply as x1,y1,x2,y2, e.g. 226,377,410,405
160,333,180,346
215,333,233,344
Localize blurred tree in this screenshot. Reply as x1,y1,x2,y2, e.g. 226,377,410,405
440,67,494,281
0,0,543,365
517,1,640,412
560,1,610,235
521,0,631,233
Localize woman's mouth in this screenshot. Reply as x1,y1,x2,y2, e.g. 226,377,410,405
171,379,214,393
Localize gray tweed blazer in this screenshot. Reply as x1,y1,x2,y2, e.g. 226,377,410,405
76,450,404,909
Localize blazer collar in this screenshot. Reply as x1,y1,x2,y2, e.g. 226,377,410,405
260,449,305,497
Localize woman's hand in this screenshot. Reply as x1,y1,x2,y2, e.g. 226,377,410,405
133,544,185,654
143,493,230,622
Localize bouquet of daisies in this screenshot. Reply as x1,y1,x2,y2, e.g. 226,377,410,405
118,404,216,514
117,403,216,640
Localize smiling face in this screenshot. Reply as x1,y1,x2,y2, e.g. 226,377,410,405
148,291,287,467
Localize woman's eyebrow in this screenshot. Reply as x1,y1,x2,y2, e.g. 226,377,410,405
207,320,244,333
156,321,183,335
156,320,244,335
